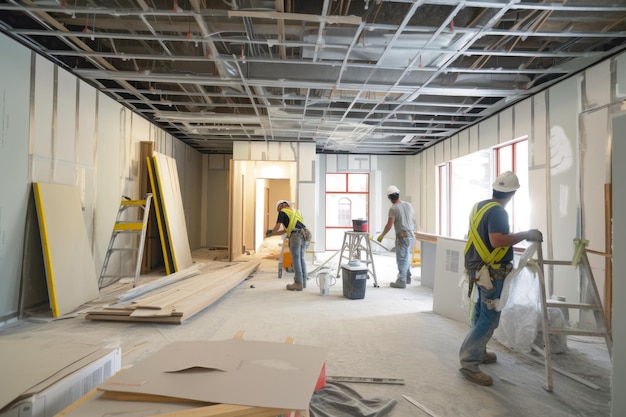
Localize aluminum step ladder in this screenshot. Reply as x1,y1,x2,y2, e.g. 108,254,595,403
534,239,612,391
98,194,152,289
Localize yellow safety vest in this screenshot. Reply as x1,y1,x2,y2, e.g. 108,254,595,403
464,202,509,268
280,207,305,237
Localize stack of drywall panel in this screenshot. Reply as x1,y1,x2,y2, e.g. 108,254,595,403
0,335,120,417
85,261,260,324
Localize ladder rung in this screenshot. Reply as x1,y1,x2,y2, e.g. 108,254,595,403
120,200,146,206
114,222,144,231
546,301,601,310
547,328,607,337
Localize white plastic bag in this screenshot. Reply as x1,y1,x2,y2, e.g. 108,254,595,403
493,266,541,353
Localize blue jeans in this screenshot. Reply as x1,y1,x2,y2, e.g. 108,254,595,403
289,230,311,284
395,235,414,281
459,278,504,371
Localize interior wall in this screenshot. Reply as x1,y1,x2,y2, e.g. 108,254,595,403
203,154,231,249
611,111,626,417
417,51,624,309
0,32,205,321
0,34,31,322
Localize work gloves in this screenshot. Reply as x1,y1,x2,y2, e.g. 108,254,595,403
527,229,543,242
377,235,383,242
266,229,273,237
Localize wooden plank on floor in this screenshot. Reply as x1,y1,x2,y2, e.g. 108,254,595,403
85,261,260,324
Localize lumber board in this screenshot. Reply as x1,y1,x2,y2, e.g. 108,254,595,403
130,306,176,317
154,403,296,417
86,261,260,324
119,263,202,302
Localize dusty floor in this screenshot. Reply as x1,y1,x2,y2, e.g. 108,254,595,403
1,239,613,417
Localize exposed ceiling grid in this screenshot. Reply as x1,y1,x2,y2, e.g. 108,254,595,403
0,0,625,155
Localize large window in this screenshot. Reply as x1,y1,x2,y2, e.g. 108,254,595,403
325,173,369,250
438,138,528,239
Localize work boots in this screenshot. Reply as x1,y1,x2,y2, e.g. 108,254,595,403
286,282,303,291
482,351,497,364
389,279,406,289
459,368,493,386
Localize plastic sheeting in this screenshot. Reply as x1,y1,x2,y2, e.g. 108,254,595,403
494,265,542,353
309,382,396,417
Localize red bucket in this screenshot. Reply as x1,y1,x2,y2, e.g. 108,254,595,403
352,219,368,232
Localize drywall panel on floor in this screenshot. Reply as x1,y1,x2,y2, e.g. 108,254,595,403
98,340,326,410
0,33,31,319
0,334,109,411
33,183,99,317
432,237,468,324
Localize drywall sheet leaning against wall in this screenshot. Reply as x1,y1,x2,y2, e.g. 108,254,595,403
149,152,193,272
33,183,100,317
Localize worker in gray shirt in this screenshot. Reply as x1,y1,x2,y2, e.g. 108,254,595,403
377,185,416,289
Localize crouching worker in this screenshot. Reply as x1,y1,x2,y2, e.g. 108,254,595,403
459,171,543,386
266,200,312,291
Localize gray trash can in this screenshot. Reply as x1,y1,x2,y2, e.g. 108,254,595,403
342,260,367,300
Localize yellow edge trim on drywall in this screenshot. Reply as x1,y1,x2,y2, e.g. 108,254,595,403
153,155,179,272
33,183,60,318
147,156,171,275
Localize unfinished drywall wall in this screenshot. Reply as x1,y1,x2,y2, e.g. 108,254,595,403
421,50,624,328
611,111,626,417
0,31,207,321
0,34,31,321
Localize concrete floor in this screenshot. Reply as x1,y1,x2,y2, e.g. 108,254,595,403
1,242,612,417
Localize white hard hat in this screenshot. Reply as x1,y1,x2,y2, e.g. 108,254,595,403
276,200,290,210
386,185,400,196
492,171,520,192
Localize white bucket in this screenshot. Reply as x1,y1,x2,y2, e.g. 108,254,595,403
318,268,331,296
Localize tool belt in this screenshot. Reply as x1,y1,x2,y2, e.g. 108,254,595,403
469,264,512,280
290,228,311,242
488,263,513,280
396,231,410,238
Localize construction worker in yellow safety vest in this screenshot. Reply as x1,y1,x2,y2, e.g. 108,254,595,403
266,200,312,291
458,171,543,387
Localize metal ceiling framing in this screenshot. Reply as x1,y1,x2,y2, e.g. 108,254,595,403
1,0,625,155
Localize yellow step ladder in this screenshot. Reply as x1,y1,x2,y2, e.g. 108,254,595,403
98,194,152,289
